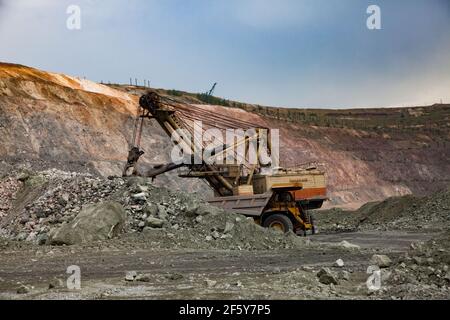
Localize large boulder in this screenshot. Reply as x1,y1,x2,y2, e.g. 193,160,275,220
194,203,224,216
317,267,339,285
48,201,126,245
146,216,165,228
370,254,392,268
338,240,361,250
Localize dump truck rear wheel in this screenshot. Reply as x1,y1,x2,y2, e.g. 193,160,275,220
262,214,294,233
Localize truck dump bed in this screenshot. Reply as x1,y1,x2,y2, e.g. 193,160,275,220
207,192,273,217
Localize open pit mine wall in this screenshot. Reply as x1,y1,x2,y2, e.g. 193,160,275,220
0,63,449,208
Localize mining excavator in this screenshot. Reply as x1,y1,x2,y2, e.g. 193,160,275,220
123,91,327,235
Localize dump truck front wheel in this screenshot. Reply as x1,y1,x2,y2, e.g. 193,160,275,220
262,214,294,233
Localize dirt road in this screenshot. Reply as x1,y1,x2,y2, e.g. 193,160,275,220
312,230,435,252
0,230,437,300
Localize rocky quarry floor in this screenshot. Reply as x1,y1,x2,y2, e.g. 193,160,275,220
0,169,448,300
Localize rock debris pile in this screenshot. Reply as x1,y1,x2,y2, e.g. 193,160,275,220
315,189,450,232
383,232,450,299
0,170,310,250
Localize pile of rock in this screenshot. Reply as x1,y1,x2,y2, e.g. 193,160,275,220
384,232,450,299
1,169,126,242
0,170,312,251
315,187,450,233
0,177,22,219
312,208,360,233
121,179,310,250
0,170,207,243
121,178,214,233
315,258,353,289
388,188,450,230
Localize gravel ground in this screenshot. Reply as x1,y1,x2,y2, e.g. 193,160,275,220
0,169,448,300
0,230,446,300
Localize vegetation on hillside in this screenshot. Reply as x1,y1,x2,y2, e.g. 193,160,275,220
108,84,450,133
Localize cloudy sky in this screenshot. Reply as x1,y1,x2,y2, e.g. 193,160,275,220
0,0,449,108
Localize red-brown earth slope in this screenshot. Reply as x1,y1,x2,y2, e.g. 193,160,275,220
0,63,449,208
